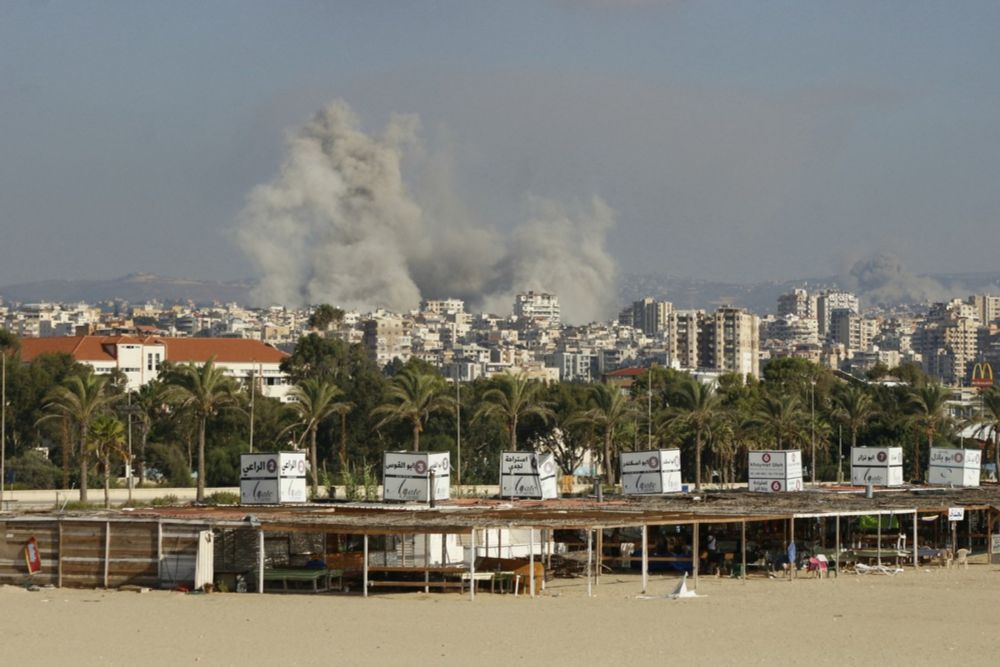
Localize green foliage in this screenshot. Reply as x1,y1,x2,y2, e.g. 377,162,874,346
307,304,344,331
147,442,193,487
5,450,60,489
149,494,180,506
203,491,240,505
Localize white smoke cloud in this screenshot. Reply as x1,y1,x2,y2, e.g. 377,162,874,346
237,100,618,322
844,252,953,306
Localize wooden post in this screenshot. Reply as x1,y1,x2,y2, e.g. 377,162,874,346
103,521,111,589
470,528,476,601
741,520,747,582
789,518,795,580
424,533,430,593
835,515,840,580
541,529,547,592
692,521,699,590
257,529,265,594
57,519,64,588
912,511,919,570
529,528,536,598
586,529,593,598
363,533,369,598
876,514,882,567
596,528,602,586
641,524,649,594
156,520,163,582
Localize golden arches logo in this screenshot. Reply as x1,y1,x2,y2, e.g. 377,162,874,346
971,362,994,388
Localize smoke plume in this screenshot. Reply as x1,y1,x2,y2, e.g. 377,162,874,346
236,100,617,323
844,252,952,306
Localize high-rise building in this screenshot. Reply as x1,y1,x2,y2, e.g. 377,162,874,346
698,306,760,378
816,291,859,339
513,292,560,324
777,288,816,319
968,294,1000,327
667,310,701,370
912,300,981,386
631,297,673,337
829,310,878,353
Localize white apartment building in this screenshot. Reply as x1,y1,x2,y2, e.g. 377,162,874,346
513,292,560,324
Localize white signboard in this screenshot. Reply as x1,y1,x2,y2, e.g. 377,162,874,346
240,452,308,504
747,450,803,493
621,449,682,495
749,477,803,493
851,447,904,467
948,507,965,522
383,452,451,502
850,447,904,487
928,448,981,488
500,452,559,499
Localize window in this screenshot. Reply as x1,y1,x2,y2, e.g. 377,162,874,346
147,353,154,371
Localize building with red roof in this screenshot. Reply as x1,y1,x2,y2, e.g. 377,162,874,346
19,335,292,400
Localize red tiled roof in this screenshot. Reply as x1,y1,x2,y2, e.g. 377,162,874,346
605,367,646,377
18,335,288,365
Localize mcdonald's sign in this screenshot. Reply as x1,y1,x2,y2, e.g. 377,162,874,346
971,362,994,389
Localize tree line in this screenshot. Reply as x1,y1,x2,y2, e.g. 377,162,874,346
1,330,998,504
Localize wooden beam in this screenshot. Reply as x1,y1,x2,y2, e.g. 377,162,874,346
57,519,64,588
103,521,110,589
469,528,476,602
363,533,369,598
586,529,592,598
529,528,535,598
741,520,747,583
641,524,648,594
692,521,699,590
257,530,264,595
912,511,918,570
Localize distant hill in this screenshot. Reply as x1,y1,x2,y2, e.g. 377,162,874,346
0,273,254,306
618,270,1000,314
3,269,1000,313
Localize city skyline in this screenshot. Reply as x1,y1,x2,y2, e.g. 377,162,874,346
4,2,1000,310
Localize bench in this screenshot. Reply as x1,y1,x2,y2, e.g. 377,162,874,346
256,568,344,593
366,565,468,593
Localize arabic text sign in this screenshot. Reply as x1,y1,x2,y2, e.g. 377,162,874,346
383,452,451,502
499,452,559,499
621,450,682,495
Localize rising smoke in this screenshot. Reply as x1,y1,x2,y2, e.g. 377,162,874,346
844,252,952,306
236,100,617,323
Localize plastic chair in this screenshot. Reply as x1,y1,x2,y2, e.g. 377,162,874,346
955,548,969,570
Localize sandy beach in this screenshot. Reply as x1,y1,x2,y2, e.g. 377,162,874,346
3,565,998,666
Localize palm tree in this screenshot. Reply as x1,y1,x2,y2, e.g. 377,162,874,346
41,368,119,502
166,359,237,502
664,378,722,492
831,384,876,464
573,383,636,485
371,369,453,451
474,373,554,452
751,393,806,451
332,400,355,472
88,415,127,509
130,380,169,486
906,383,952,482
287,379,344,496
970,388,1000,470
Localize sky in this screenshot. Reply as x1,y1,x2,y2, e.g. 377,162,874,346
2,1,1000,292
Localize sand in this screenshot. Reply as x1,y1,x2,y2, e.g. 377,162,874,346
2,566,998,666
